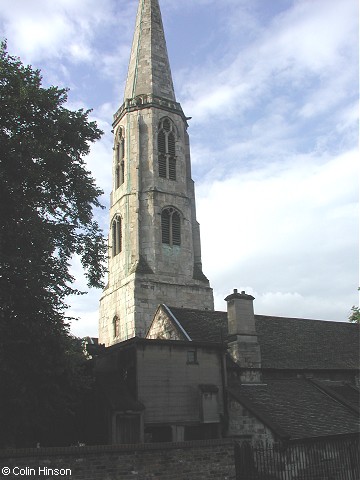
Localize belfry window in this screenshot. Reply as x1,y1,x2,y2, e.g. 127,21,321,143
115,128,125,189
161,207,181,246
112,216,122,256
158,117,176,180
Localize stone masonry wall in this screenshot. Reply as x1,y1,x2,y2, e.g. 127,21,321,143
99,106,214,347
0,439,235,480
228,398,275,445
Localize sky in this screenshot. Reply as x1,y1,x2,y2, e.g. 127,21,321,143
0,0,358,338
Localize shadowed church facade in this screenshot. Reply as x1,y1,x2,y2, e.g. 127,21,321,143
99,0,214,346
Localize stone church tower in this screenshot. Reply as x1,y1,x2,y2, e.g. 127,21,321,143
99,0,214,346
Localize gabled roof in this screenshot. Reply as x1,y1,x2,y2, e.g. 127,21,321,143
229,378,360,441
163,306,360,371
166,307,227,343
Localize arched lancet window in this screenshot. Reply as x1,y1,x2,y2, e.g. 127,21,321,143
158,117,176,180
113,315,120,338
111,215,122,256
161,207,181,246
115,128,125,189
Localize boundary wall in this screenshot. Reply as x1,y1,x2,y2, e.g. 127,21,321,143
0,439,235,480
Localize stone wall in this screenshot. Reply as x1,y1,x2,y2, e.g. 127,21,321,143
99,105,214,347
228,397,275,444
0,439,235,480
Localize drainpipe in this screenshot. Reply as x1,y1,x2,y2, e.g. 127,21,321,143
219,344,229,438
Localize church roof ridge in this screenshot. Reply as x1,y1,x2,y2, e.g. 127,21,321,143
167,305,357,325
164,306,359,371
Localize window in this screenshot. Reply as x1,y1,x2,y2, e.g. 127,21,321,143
158,117,176,180
115,128,125,188
112,216,122,256
199,385,220,423
113,315,120,338
161,207,181,246
187,349,197,364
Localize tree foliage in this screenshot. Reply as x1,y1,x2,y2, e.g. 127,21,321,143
0,42,107,446
348,306,360,324
348,288,360,324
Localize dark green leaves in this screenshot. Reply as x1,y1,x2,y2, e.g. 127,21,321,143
0,42,106,446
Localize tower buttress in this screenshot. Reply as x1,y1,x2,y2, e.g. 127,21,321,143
99,0,213,346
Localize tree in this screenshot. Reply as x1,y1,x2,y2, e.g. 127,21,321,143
348,289,360,324
348,306,360,324
0,42,107,446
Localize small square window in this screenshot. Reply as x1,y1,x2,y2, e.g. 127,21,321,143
187,350,198,364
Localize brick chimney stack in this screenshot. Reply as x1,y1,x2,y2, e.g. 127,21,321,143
225,289,262,383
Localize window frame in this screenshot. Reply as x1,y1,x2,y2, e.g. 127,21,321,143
113,315,120,338
161,207,181,247
111,215,122,256
187,349,198,365
158,118,177,181
115,128,125,189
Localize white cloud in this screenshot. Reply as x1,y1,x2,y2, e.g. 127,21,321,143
180,0,357,126
198,148,358,320
0,0,133,66
253,291,354,322
69,308,99,338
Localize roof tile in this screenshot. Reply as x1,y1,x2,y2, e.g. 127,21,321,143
166,307,359,370
229,378,359,440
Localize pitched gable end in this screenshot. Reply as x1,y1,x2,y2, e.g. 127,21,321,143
146,304,191,341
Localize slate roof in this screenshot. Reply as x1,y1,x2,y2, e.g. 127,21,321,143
309,379,360,413
256,315,359,370
166,306,360,371
168,307,228,343
229,378,360,441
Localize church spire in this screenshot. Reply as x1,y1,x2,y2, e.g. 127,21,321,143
124,0,176,102
99,0,214,346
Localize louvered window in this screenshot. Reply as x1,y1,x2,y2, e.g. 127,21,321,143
158,130,166,153
161,210,170,244
172,211,181,245
161,208,181,247
158,118,176,180
168,132,175,156
159,154,167,178
120,159,125,184
112,216,122,256
115,129,125,189
115,165,120,188
169,157,176,181
163,118,171,132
